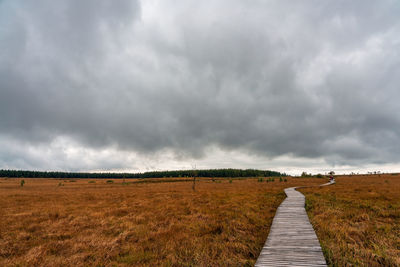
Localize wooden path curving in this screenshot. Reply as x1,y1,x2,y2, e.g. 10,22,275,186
255,180,335,267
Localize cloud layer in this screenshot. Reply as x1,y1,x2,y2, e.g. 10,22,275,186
1,0,400,173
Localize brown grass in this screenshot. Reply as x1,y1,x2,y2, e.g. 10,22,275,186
300,174,400,266
0,177,322,266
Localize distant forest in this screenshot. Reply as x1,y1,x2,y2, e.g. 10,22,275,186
0,169,285,179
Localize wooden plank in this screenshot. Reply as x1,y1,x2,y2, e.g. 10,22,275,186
255,180,335,267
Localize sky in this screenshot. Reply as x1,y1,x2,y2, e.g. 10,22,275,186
1,0,400,175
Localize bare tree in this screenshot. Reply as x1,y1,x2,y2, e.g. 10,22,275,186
192,164,197,191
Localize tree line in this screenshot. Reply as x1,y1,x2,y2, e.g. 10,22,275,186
0,169,285,179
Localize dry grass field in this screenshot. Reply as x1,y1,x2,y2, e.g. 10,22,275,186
300,174,400,266
0,177,323,267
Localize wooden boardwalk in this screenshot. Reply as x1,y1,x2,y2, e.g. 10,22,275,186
255,180,335,267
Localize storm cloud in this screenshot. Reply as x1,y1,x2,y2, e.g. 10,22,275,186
1,0,400,173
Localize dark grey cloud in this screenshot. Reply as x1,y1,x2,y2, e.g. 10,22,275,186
1,0,400,171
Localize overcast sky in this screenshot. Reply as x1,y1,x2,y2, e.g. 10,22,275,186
1,0,400,175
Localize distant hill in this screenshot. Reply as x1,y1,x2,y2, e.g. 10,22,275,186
0,169,285,179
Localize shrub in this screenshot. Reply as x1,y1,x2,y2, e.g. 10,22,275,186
279,177,283,182
106,180,114,184
258,177,264,182
301,171,312,177
20,180,25,187
88,181,96,183
229,179,233,183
